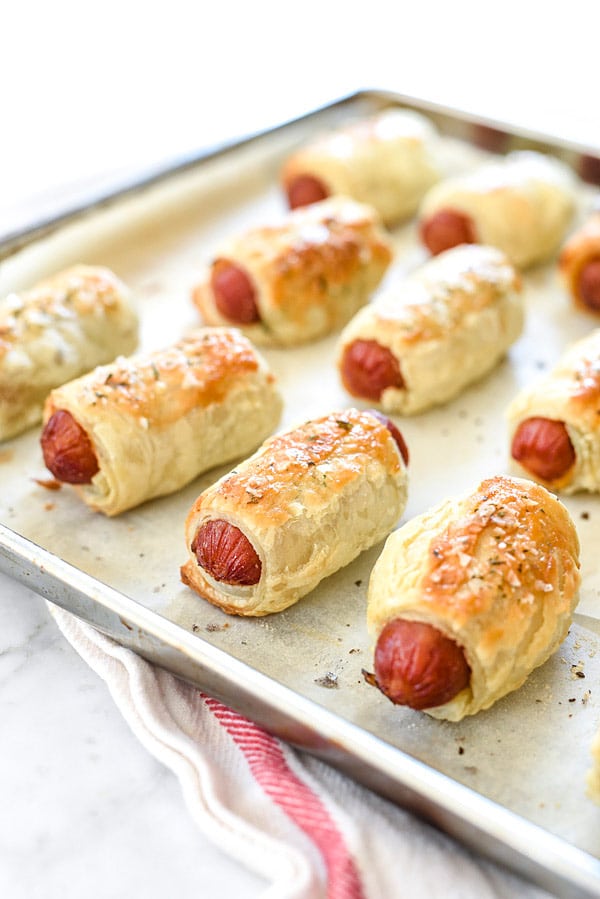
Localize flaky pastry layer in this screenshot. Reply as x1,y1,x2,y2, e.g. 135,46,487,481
281,108,441,226
419,151,576,268
338,244,523,414
0,265,138,440
507,329,600,493
43,327,282,516
181,408,408,615
367,476,580,721
192,197,392,346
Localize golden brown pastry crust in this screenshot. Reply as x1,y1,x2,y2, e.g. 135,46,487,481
181,408,408,616
43,328,282,516
0,265,138,440
419,151,576,269
281,108,441,225
507,329,600,493
559,211,600,311
367,476,580,721
192,197,393,346
338,244,523,414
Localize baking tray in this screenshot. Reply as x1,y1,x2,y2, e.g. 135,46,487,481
2,88,600,898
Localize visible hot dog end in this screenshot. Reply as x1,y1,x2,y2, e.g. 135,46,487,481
511,417,576,483
41,410,99,484
211,259,261,325
284,174,330,210
373,618,471,710
341,339,405,402
367,409,409,466
192,519,262,586
419,209,478,256
577,258,600,313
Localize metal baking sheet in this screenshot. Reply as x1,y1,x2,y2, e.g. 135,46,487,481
2,89,600,897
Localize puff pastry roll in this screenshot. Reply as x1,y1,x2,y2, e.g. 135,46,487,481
192,196,393,346
587,725,600,804
507,329,600,493
41,328,282,516
418,151,576,268
338,244,523,414
366,475,580,721
0,265,138,441
559,210,600,314
280,108,441,226
181,408,409,616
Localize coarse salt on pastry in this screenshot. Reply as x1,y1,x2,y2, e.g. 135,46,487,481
181,408,409,616
418,150,576,269
366,476,580,721
192,196,393,346
40,328,282,516
338,244,523,414
0,265,138,441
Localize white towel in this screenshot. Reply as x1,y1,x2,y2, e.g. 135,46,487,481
50,606,554,899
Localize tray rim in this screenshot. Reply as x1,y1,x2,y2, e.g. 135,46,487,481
2,87,600,898
3,85,598,263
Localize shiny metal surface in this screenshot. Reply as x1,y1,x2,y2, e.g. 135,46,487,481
1,522,600,898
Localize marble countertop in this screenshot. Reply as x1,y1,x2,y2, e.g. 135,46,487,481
0,573,267,897
2,6,597,896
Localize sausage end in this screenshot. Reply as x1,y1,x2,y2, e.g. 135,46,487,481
41,410,99,485
511,418,575,483
284,174,329,210
367,409,409,466
419,209,478,256
373,619,471,710
341,339,404,402
211,259,260,325
192,519,261,586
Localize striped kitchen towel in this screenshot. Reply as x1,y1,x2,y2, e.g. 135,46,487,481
50,606,553,899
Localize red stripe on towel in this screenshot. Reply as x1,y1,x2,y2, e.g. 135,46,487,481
205,696,365,899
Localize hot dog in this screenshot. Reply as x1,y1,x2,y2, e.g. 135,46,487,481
507,329,600,493
192,197,392,346
0,265,138,441
191,520,262,586
373,619,471,710
41,409,99,484
285,174,329,210
181,408,409,616
368,409,409,465
41,328,282,516
337,244,523,414
559,211,600,314
211,260,260,324
418,151,576,268
418,209,478,256
510,417,575,482
340,339,405,403
366,476,580,720
281,108,440,226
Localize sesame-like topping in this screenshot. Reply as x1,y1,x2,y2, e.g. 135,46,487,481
421,477,568,621
208,409,401,528
0,266,127,357
76,329,259,425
